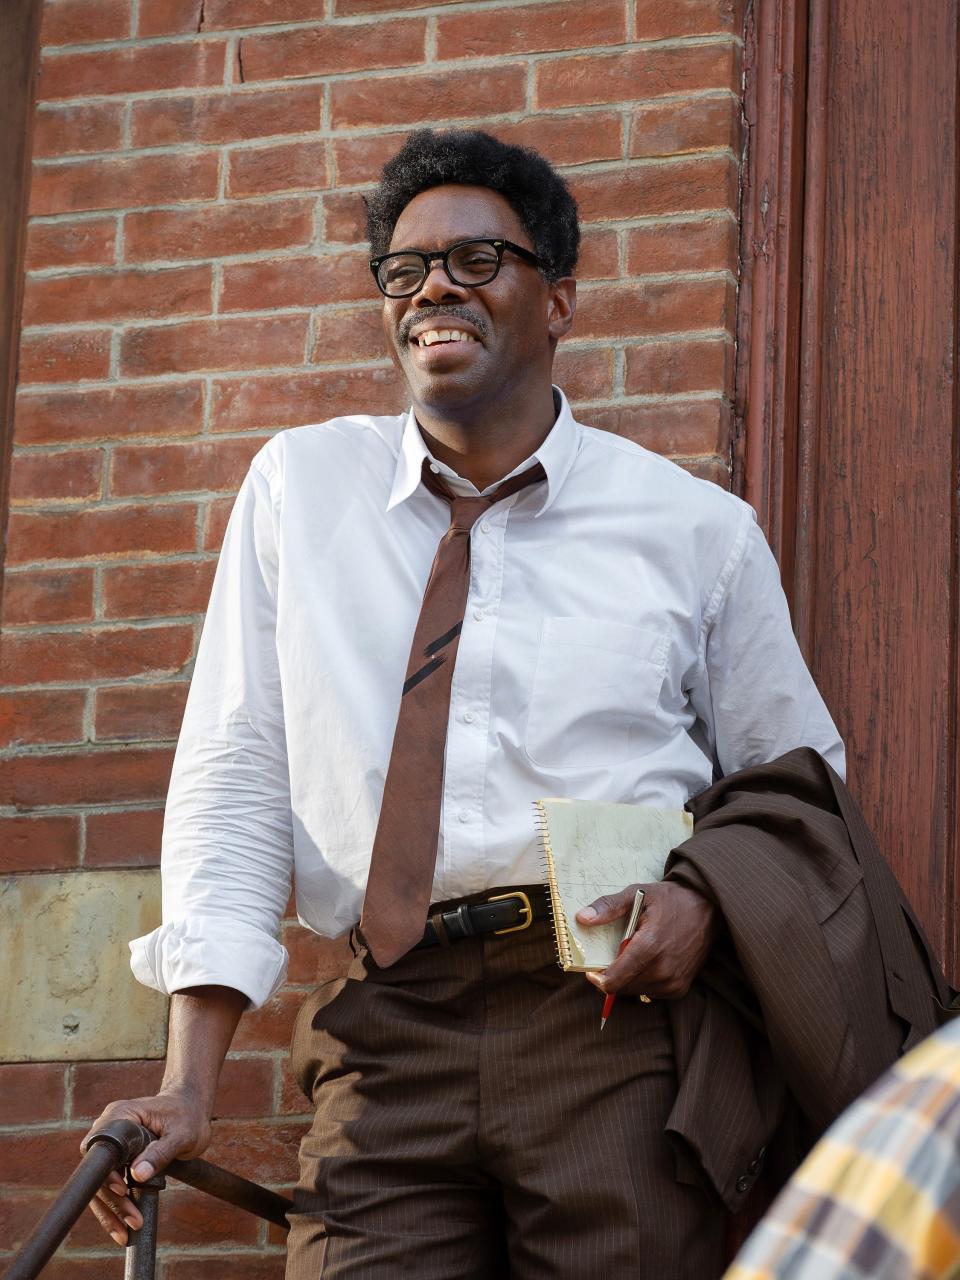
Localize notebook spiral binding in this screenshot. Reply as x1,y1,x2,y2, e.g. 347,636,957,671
533,799,570,969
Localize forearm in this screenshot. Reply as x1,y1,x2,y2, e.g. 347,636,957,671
159,984,247,1115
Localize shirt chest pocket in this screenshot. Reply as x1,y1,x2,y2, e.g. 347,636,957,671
524,617,669,770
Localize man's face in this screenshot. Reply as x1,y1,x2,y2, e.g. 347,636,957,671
379,184,565,416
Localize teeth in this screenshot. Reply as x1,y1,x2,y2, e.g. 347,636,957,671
416,329,476,347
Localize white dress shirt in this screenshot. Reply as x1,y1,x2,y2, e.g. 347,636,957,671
130,388,844,1009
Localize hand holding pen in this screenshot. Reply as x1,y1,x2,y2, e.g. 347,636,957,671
599,888,647,1029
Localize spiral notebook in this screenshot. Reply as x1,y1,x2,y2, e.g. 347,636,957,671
533,798,693,971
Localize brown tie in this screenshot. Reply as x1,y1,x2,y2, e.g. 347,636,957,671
360,455,547,966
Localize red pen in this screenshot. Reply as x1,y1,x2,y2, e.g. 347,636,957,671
600,888,646,1030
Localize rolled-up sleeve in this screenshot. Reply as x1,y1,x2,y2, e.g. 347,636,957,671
129,454,293,1009
690,508,846,780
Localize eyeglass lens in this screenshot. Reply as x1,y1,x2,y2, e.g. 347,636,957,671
378,241,502,295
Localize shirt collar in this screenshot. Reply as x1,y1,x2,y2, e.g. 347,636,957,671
386,385,580,517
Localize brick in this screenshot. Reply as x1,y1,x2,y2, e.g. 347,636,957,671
131,85,322,147
574,276,734,340
570,154,738,222
38,40,227,101
536,40,739,110
109,436,268,498
0,815,81,872
626,216,737,274
8,448,103,503
0,626,193,685
577,229,620,280
437,0,626,59
136,0,204,35
25,216,117,271
94,682,189,740
1,569,95,625
1,747,176,808
0,1064,67,1125
120,316,307,377
630,93,740,158
164,1256,286,1280
202,1119,306,1183
322,191,365,244
14,382,204,445
203,497,234,549
141,0,325,34
29,152,219,217
210,366,404,432
0,690,86,749
220,252,369,312
40,0,131,45
624,336,733,395
22,264,212,325
553,347,615,401
583,396,728,456
33,103,125,158
330,63,526,130
150,1187,260,1244
124,199,315,264
73,1059,152,1115
37,1260,125,1280
0,1127,89,1188
310,304,385,364
17,330,112,384
0,1190,56,1252
237,18,425,82
635,0,740,39
232,989,302,1050
102,560,216,618
283,921,325,984
6,505,197,564
226,138,329,198
84,807,165,866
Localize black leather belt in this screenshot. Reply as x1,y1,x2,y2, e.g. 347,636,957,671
412,886,550,950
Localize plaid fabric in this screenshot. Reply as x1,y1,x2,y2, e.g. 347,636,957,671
726,1018,960,1280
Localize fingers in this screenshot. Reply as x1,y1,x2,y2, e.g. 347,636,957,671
88,1180,143,1246
576,883,644,926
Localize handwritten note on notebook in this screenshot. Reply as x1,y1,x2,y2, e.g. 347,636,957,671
534,798,693,971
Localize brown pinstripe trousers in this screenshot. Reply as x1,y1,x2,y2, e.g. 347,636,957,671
285,902,726,1278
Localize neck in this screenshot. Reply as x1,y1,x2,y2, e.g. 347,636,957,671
413,382,557,490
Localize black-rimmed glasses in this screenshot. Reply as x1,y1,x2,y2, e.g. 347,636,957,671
369,238,542,298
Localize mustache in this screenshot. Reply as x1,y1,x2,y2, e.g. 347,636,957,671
397,305,490,345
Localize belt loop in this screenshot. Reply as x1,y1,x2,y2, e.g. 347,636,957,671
428,910,452,947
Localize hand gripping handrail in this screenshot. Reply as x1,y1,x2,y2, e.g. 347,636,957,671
1,1118,294,1280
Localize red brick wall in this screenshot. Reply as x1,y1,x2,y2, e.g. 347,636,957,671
1,0,743,1272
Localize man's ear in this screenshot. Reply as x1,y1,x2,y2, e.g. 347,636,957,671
546,278,577,342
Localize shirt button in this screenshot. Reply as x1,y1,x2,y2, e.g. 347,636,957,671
463,710,475,724
429,463,440,473
457,810,470,823
479,521,491,534
472,609,484,621
736,1176,750,1194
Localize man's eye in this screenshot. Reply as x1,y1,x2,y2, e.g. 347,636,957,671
384,262,421,284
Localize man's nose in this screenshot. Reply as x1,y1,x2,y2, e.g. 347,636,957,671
413,261,470,307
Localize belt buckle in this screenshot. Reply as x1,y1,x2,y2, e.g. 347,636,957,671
488,890,534,935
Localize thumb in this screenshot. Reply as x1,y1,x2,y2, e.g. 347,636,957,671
131,1130,191,1182
576,886,640,926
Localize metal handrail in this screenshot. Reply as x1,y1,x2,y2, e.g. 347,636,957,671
1,1119,293,1280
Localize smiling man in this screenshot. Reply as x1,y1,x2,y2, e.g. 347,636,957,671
84,131,844,1277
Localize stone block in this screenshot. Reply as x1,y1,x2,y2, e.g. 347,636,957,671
0,869,167,1061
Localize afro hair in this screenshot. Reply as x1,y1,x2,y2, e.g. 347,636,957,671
365,128,580,281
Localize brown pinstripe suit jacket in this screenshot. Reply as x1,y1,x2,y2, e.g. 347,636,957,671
661,747,956,1212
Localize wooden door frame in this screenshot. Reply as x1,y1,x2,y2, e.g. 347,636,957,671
737,0,960,976
0,0,43,606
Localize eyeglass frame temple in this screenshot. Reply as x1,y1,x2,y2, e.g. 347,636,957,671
368,238,542,296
